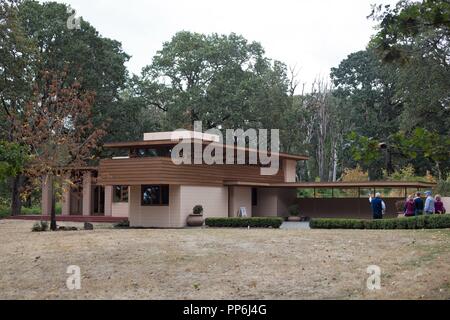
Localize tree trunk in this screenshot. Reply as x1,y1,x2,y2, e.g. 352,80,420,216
50,199,57,231
10,175,24,216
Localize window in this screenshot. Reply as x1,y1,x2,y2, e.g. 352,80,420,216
251,188,258,206
113,186,129,202
141,185,169,206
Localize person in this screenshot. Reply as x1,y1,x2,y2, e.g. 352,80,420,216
424,191,435,215
434,195,446,214
369,192,384,219
414,192,424,216
404,195,415,217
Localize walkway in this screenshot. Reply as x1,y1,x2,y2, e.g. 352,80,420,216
280,221,310,230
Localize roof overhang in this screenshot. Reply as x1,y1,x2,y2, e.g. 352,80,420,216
223,181,437,189
103,139,309,161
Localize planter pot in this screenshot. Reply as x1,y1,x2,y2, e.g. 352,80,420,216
287,216,301,222
186,214,204,227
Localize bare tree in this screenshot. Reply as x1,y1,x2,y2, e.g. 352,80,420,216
10,70,108,230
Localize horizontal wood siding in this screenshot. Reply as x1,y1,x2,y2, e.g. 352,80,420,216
98,157,284,186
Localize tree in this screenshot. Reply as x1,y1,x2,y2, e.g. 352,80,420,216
16,0,130,141
0,0,37,214
1,0,130,215
0,141,29,181
10,70,107,229
135,31,292,135
369,0,450,135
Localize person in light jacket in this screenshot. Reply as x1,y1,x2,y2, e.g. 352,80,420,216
424,191,435,215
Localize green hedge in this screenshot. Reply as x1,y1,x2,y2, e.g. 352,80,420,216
205,217,283,228
309,214,450,229
0,203,62,218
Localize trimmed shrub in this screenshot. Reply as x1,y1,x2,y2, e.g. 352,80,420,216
113,220,130,228
309,214,450,230
205,217,283,228
31,221,49,232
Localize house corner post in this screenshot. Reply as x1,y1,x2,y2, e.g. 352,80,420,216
61,182,71,216
104,185,113,216
41,175,53,216
82,171,92,216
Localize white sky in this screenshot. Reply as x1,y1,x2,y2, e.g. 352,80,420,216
47,0,397,89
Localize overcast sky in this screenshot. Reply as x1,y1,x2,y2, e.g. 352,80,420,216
48,0,397,89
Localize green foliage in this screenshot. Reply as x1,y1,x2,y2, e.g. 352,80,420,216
193,205,203,215
346,132,382,166
31,220,48,232
205,217,283,228
369,0,450,64
134,31,292,134
0,203,61,217
434,179,450,197
0,141,30,180
309,215,450,229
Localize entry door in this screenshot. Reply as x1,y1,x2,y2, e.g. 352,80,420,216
70,187,83,215
93,186,105,216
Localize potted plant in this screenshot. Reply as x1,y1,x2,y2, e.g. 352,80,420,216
187,205,204,226
287,204,301,222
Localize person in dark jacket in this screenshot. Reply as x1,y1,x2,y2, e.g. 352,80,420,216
414,192,424,216
370,193,384,219
434,195,446,214
404,195,415,217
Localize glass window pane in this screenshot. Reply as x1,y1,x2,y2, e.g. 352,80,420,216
333,188,359,198
142,185,161,205
315,189,333,198
161,186,169,205
360,188,374,198
297,189,314,198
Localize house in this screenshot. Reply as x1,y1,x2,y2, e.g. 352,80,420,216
40,130,437,227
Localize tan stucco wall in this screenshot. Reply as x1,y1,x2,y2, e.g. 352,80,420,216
129,185,181,228
228,186,252,217
129,185,227,227
283,159,297,182
112,202,129,217
252,188,297,217
178,186,228,225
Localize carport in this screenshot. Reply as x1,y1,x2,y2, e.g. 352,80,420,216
276,181,436,219
225,181,437,219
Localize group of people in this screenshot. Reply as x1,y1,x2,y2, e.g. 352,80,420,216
403,191,446,217
369,191,446,220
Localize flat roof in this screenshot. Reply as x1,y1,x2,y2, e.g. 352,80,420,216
223,181,437,188
103,139,309,161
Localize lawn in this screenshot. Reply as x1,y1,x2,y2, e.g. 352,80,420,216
0,219,449,299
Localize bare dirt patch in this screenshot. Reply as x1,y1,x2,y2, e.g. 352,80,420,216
0,219,449,299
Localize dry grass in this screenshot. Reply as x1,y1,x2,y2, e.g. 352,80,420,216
0,219,449,300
